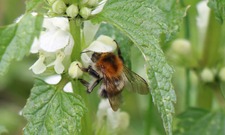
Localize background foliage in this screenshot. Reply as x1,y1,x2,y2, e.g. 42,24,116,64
0,0,225,135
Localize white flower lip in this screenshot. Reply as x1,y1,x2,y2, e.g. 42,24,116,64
29,54,46,74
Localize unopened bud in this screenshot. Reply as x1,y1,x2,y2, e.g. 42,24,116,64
68,61,83,78
66,4,79,18
200,68,214,82
171,39,191,55
52,0,67,14
219,67,225,81
80,7,91,19
47,0,57,5
87,0,98,7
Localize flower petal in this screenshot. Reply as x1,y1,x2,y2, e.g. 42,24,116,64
63,82,73,93
44,74,62,84
29,55,46,74
40,30,71,52
83,21,100,45
30,37,40,53
63,34,74,55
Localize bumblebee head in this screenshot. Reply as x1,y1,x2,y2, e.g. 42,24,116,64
91,52,102,62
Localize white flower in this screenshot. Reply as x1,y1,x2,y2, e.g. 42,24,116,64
91,0,107,15
196,0,210,42
47,51,65,74
30,16,74,74
63,82,73,93
29,53,46,74
96,99,130,133
44,74,62,84
81,35,117,66
83,21,100,45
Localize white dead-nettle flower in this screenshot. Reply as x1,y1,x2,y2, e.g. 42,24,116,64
196,0,210,41
91,0,107,15
96,99,130,133
81,35,117,66
29,16,74,74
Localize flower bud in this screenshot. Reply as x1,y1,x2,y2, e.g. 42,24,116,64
171,39,191,56
68,61,83,78
200,68,214,83
87,0,98,7
52,0,67,14
47,0,57,5
66,4,79,18
219,67,225,81
80,7,91,19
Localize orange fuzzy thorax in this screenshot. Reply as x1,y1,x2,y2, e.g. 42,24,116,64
96,53,124,78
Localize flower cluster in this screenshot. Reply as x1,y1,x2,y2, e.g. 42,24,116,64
47,0,107,19
29,17,74,74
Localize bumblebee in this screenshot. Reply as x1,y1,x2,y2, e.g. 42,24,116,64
78,41,149,111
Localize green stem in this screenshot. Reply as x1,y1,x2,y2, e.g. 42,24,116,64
69,18,91,135
197,82,213,110
202,11,222,67
181,0,191,108
185,69,191,107
70,19,82,61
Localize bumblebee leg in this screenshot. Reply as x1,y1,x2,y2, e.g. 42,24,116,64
77,64,100,79
78,78,90,88
87,78,103,93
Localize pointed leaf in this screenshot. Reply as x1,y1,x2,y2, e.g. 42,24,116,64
22,79,86,135
92,0,184,134
0,13,43,76
208,0,225,24
26,0,46,12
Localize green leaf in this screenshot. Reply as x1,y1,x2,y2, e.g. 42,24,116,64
174,108,225,135
22,79,86,135
92,0,184,134
0,13,43,76
26,0,46,12
208,0,225,24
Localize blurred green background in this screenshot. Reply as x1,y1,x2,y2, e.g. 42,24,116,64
0,0,29,135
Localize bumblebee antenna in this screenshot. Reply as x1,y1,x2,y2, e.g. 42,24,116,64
113,40,124,62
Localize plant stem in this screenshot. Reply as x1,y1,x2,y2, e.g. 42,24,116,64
69,18,92,135
196,10,222,109
181,0,191,108
197,82,213,110
70,19,82,61
144,95,153,135
202,11,222,67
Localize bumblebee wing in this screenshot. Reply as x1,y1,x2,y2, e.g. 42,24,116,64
123,66,149,95
108,93,122,111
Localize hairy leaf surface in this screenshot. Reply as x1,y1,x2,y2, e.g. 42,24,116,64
22,79,86,135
